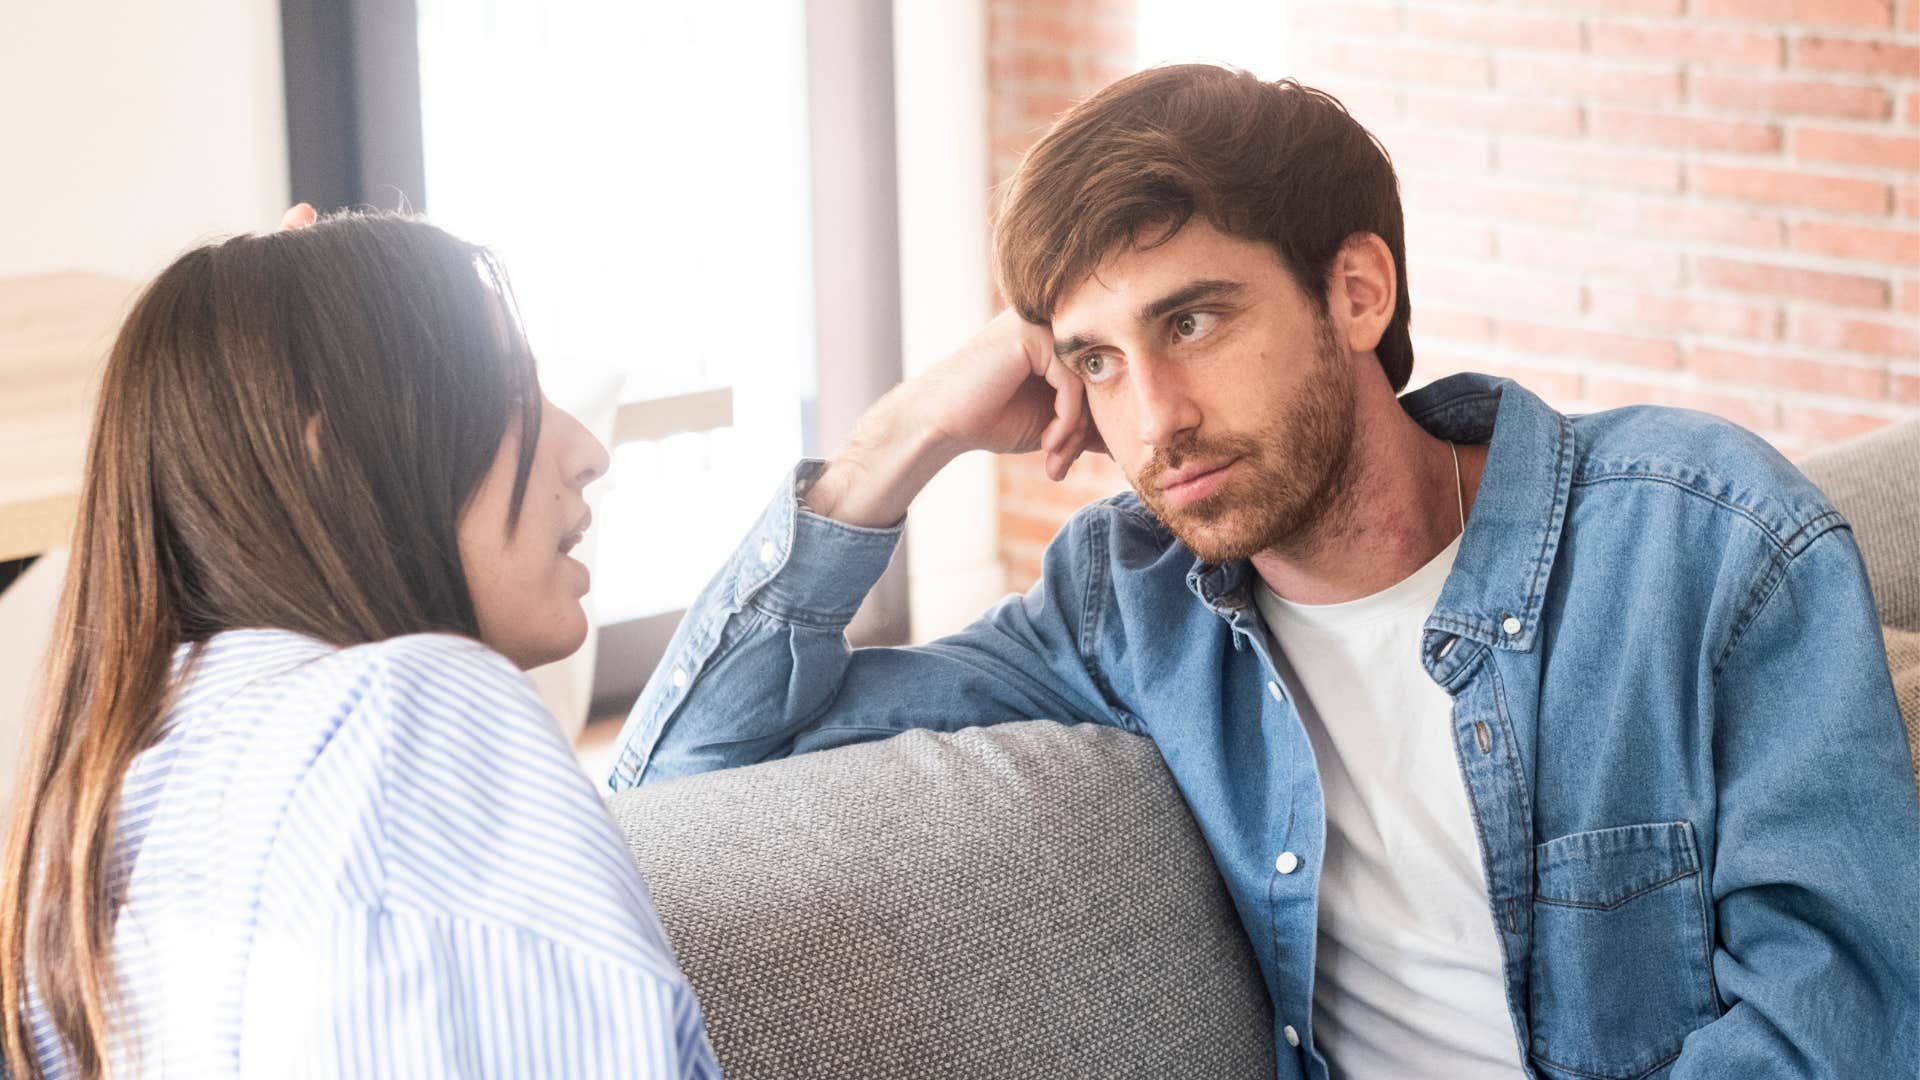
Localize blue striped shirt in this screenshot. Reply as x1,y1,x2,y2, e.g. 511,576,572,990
30,629,718,1078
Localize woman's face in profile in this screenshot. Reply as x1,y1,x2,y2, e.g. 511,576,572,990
457,395,609,669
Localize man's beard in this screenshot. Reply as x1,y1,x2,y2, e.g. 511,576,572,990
1132,319,1357,565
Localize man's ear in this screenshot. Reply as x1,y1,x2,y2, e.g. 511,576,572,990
1329,232,1396,355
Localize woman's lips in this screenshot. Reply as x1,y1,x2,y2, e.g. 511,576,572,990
558,509,592,555
1158,459,1238,508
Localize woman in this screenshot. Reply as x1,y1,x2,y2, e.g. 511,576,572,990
0,213,719,1077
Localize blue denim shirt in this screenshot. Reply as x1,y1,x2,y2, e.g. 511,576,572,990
608,374,1919,1080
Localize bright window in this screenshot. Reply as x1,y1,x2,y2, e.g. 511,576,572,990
416,0,815,622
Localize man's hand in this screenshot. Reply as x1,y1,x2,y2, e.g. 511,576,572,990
915,309,1102,477
806,310,1104,528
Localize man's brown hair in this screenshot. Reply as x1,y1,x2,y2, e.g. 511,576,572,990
993,63,1414,391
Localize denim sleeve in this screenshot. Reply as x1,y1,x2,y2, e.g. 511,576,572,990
1672,524,1920,1076
604,461,1123,789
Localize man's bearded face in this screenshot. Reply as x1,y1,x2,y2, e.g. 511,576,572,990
1132,317,1355,563
1049,221,1361,565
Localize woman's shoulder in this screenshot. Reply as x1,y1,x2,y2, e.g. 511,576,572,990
335,631,542,716
332,631,590,788
326,629,526,687
168,629,561,813
270,635,658,958
182,629,540,725
308,633,566,789
124,633,555,919
179,631,600,907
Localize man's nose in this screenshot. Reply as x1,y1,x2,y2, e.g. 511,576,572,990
1130,354,1202,451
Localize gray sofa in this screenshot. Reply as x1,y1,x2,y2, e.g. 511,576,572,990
608,418,1920,1079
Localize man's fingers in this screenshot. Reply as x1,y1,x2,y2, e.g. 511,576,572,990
279,203,318,231
1022,319,1059,380
1047,417,1096,481
1047,364,1086,438
1049,436,1088,481
1047,443,1079,481
1037,354,1100,477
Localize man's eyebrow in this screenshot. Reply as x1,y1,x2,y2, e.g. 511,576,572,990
1054,332,1098,360
1140,279,1244,323
1053,279,1246,360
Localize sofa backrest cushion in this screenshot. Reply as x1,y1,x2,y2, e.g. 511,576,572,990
1799,419,1920,632
606,720,1275,1080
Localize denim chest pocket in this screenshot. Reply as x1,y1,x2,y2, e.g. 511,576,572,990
1528,821,1723,1080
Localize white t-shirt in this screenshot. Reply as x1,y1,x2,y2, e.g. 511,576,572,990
1256,537,1527,1078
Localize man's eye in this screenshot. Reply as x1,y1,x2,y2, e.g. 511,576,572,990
1080,354,1115,383
1173,312,1218,341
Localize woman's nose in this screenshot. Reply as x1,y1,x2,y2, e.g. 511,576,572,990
550,401,610,488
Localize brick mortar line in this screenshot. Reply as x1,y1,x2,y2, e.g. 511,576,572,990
1421,336,1904,373
1444,318,1908,356
1288,30,1803,62
1403,201,1908,234
1482,327,1910,367
1483,136,1915,171
1419,303,1914,343
1420,346,1908,407
1503,167,1888,201
1487,218,1914,250
1290,44,1919,82
1235,14,1919,36
1410,250,1909,289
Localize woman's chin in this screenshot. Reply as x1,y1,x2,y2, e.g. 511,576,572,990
494,605,590,671
563,552,592,595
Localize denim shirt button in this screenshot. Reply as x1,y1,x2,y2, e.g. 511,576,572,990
1267,680,1283,702
1275,851,1299,875
758,538,778,566
1283,1024,1300,1047
670,665,689,689
1501,614,1522,635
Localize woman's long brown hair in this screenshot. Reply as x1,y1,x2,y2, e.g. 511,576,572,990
0,213,543,1077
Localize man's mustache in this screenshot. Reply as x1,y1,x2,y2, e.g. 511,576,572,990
1137,434,1263,490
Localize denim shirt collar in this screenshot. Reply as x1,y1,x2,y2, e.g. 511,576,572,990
1184,373,1576,656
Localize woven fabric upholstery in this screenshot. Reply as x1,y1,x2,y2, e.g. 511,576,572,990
1799,419,1920,632
1886,627,1920,789
608,721,1275,1080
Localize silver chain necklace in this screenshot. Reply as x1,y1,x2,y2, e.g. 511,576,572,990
1449,441,1466,537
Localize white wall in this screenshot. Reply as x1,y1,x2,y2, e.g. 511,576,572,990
0,0,290,805
0,0,290,280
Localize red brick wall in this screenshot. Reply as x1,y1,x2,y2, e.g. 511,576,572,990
988,0,1920,590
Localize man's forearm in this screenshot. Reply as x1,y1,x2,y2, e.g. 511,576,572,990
803,385,961,529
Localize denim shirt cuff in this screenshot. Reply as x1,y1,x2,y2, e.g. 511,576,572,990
738,459,902,625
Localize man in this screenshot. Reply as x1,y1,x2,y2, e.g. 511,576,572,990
606,65,1917,1078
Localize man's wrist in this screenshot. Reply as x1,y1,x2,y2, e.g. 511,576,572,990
809,391,958,528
